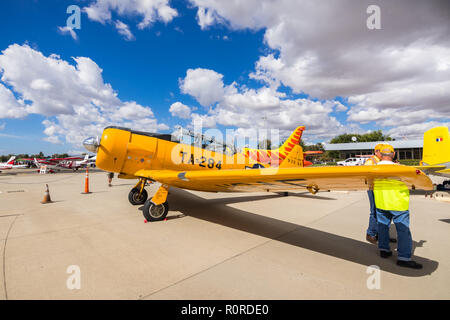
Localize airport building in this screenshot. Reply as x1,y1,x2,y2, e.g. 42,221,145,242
324,140,423,160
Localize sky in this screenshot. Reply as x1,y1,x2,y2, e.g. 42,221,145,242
0,0,449,155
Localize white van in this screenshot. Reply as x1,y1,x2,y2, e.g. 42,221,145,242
336,157,366,166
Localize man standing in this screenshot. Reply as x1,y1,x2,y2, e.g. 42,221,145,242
365,144,382,244
107,172,114,187
373,144,422,269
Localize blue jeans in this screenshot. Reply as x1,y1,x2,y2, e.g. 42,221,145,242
376,208,412,261
366,190,378,237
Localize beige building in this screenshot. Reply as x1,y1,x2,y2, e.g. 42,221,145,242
324,140,423,160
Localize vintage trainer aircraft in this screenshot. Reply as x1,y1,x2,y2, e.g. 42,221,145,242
83,126,433,222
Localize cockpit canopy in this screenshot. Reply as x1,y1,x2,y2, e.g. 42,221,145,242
171,126,238,156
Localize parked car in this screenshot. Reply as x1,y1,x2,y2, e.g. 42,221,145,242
336,157,366,166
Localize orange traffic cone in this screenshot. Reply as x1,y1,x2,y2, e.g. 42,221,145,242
41,184,52,204
81,167,92,194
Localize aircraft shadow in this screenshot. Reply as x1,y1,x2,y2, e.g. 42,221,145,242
166,188,438,277
282,192,337,201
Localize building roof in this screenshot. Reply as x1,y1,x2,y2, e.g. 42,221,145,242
324,140,423,151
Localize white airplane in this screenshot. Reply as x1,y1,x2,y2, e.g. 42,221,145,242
0,156,28,170
58,154,90,170
33,157,59,172
84,154,97,167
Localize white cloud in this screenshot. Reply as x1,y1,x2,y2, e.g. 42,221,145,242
84,0,178,29
189,0,450,129
57,26,78,40
334,101,347,112
30,78,53,90
387,122,450,140
0,83,27,118
114,20,135,41
347,107,446,127
196,7,221,30
0,44,167,147
169,102,191,119
0,44,119,116
191,112,217,128
179,68,225,106
179,67,355,141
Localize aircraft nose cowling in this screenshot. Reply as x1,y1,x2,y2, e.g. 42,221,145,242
95,127,131,173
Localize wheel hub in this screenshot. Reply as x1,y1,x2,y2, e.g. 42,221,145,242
150,204,165,219
133,192,144,202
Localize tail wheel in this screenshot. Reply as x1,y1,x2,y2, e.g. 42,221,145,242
143,200,169,222
128,188,148,205
444,180,450,189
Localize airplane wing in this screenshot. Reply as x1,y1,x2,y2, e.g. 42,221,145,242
414,165,448,176
133,165,433,193
50,156,83,161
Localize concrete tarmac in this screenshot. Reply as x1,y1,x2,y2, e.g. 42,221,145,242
0,169,449,299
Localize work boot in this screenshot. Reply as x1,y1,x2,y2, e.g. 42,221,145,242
366,234,378,244
397,260,423,269
380,251,392,258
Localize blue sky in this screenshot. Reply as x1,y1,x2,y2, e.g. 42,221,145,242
0,0,264,154
0,0,449,155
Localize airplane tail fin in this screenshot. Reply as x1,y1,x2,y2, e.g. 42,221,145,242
278,126,306,167
33,158,40,168
6,156,15,165
421,126,450,166
244,126,306,167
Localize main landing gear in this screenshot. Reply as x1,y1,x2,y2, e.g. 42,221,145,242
128,179,170,222
143,200,169,222
128,178,149,205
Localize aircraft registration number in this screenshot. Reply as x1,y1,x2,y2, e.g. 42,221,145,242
179,151,222,170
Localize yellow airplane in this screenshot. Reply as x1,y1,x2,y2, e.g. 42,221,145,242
83,126,432,222
416,126,450,189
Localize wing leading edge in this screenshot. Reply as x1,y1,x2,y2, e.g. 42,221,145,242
134,165,433,193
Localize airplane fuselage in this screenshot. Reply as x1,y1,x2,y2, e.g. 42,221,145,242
96,126,286,179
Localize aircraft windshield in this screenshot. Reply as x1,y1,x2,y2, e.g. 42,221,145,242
171,126,237,156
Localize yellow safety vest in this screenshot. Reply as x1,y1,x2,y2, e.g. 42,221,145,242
364,155,380,166
373,179,410,211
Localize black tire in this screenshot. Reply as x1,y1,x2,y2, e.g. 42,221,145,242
128,188,148,205
143,200,169,222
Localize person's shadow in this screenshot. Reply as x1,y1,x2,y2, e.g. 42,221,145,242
147,188,439,277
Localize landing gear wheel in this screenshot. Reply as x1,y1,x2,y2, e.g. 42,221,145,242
128,188,148,205
143,200,169,222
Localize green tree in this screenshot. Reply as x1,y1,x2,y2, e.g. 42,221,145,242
52,153,70,158
329,130,393,144
304,143,324,152
258,139,272,150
